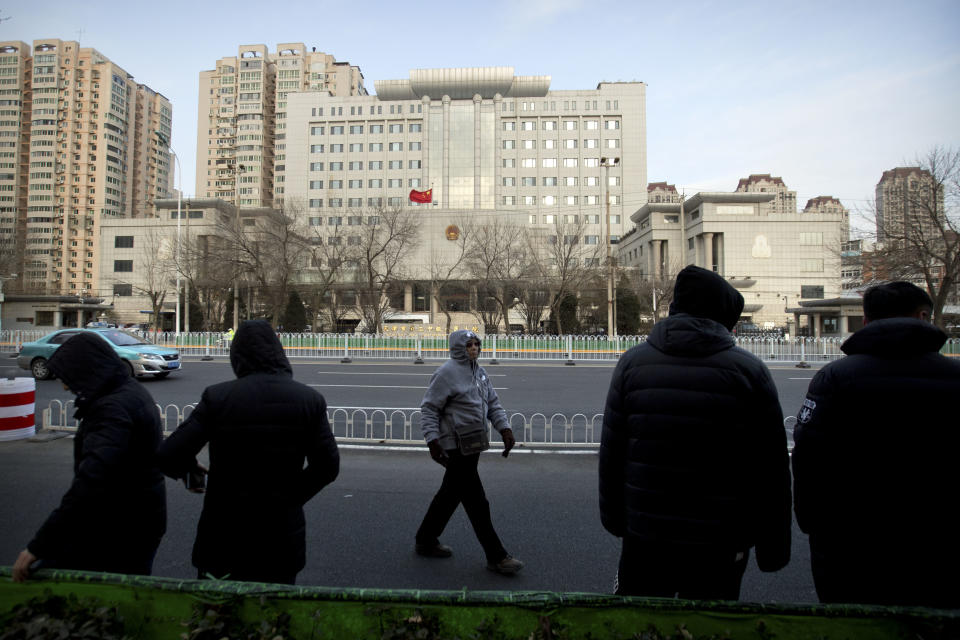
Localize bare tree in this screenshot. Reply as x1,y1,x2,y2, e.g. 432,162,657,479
465,219,529,333
426,217,472,332
351,205,420,333
225,203,309,326
524,215,604,334
123,228,175,332
856,146,960,327
303,218,351,332
175,228,235,330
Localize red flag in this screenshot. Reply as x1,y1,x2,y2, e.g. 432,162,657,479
409,188,432,203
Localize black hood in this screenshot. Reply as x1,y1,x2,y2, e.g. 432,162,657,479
46,332,131,402
648,313,736,357
668,265,744,331
229,319,292,378
842,318,947,357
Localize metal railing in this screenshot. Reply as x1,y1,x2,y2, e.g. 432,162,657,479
40,400,799,450
40,400,603,447
7,329,959,363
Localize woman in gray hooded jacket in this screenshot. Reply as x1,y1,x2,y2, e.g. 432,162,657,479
415,330,523,575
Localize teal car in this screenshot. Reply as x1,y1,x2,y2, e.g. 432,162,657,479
17,328,181,380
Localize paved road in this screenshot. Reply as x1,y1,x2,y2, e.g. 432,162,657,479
1,355,820,602
10,355,819,429
0,439,817,603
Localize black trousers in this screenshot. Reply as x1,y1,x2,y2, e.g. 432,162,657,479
416,450,507,564
615,538,749,601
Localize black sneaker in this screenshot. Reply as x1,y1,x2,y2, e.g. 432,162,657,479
415,543,453,558
487,555,524,575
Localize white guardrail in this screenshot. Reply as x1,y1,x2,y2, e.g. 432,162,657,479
0,329,879,363
38,401,799,450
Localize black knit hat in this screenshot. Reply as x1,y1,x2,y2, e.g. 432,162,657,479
668,265,745,331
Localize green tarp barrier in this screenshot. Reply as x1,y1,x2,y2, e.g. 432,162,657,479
1,568,957,639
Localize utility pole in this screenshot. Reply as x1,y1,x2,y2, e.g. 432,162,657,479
601,157,620,336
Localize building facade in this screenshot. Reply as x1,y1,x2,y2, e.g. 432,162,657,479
0,38,172,296
283,67,646,269
875,166,943,244
195,44,366,209
618,190,844,331
735,173,797,215
804,195,849,241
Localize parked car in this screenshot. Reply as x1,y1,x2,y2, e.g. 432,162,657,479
17,328,181,380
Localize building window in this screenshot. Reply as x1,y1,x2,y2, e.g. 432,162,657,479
348,198,362,207
503,158,515,168
329,161,344,170
542,158,557,168
113,283,132,296
565,195,578,205
329,180,343,189
348,180,362,188
369,161,383,170
583,139,599,148
564,139,577,149
409,141,421,150
542,177,558,186
349,161,363,170
310,180,324,189
389,142,402,151
801,285,825,299
369,143,383,152
503,196,516,205
113,260,133,272
388,179,402,188
521,158,536,168
369,125,383,134
584,235,598,245
114,235,133,248
523,140,536,150
542,120,557,131
409,123,422,132
543,195,556,206
604,120,620,130
330,144,343,152
349,143,363,152
503,121,516,131
605,139,620,148
502,139,515,149
564,176,578,186
503,177,516,187
368,179,383,188
408,160,421,169
388,160,402,169
349,125,363,134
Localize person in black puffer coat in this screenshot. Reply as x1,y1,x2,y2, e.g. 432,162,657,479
599,265,791,600
157,319,339,584
12,332,166,581
792,281,960,608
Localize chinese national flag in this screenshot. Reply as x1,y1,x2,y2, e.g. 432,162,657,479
409,188,432,203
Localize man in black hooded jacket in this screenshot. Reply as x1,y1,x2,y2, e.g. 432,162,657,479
599,265,792,599
792,281,960,608
12,332,166,581
157,319,339,584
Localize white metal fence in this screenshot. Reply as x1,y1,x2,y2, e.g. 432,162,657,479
40,401,605,447
6,329,959,364
39,400,799,449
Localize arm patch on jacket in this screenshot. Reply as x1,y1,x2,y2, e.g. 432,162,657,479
797,398,816,424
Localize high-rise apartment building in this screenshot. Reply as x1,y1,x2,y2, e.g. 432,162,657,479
647,181,682,203
196,44,366,208
804,195,849,241
0,38,172,295
875,167,943,245
735,174,797,214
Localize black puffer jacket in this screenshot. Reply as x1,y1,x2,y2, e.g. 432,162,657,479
157,320,339,578
29,332,166,575
599,314,791,571
792,320,960,577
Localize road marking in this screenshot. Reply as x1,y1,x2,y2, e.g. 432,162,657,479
313,371,506,377
310,384,508,390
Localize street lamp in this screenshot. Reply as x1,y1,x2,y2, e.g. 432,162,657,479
600,157,620,336
230,164,246,331
155,130,182,336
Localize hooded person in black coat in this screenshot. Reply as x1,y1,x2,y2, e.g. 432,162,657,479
157,319,339,584
12,332,167,582
792,282,960,608
599,265,792,600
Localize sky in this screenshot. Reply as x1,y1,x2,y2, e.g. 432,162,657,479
3,0,958,233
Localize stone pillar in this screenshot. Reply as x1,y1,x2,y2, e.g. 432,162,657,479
442,95,451,209
813,313,822,338
404,283,413,312
653,240,663,279
704,232,714,272
53,310,62,328
430,286,439,317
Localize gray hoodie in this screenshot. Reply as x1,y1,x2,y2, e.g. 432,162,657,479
420,330,509,449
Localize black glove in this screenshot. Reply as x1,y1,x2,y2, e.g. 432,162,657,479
501,428,515,458
427,440,448,467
